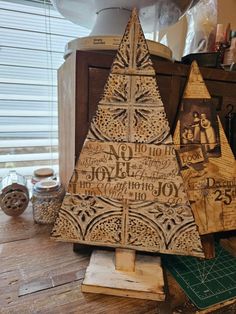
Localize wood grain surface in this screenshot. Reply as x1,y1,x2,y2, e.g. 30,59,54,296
0,207,235,313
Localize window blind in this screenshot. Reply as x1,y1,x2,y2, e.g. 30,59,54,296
0,0,89,178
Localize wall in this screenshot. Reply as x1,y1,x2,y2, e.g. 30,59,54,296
218,0,236,29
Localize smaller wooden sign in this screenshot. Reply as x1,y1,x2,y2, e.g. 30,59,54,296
173,61,236,235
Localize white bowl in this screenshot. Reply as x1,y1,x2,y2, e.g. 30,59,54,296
51,0,200,35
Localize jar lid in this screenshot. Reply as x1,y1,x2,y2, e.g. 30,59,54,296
33,167,55,178
34,179,60,192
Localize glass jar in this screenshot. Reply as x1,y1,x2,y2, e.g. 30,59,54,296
32,180,65,224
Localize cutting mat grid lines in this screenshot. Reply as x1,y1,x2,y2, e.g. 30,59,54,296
163,243,236,309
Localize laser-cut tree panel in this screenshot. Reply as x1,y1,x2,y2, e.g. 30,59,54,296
52,10,204,258
174,61,236,235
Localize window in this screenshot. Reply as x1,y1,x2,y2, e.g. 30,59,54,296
0,0,89,178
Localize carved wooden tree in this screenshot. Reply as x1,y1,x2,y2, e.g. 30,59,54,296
52,10,204,258
173,61,236,235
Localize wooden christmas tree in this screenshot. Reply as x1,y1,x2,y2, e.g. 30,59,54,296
174,61,236,235
52,9,203,258
51,10,205,299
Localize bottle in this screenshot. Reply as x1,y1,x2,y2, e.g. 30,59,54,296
224,31,236,65
214,23,231,63
32,180,65,224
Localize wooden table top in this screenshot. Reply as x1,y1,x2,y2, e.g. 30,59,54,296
1,206,235,314
0,206,167,314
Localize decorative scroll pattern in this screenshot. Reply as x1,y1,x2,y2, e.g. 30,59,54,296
112,30,130,72
111,13,154,75
89,107,127,141
52,195,123,243
135,76,162,104
134,28,154,73
88,107,170,143
126,216,163,250
100,74,129,104
52,195,203,256
86,215,122,244
127,200,202,256
133,108,170,143
52,10,204,258
168,224,203,254
67,195,101,223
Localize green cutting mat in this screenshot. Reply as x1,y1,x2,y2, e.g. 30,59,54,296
163,242,236,309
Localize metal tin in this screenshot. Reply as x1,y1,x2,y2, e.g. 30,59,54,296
0,170,29,216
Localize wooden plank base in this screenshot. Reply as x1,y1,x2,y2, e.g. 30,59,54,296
82,250,165,301
115,248,135,272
